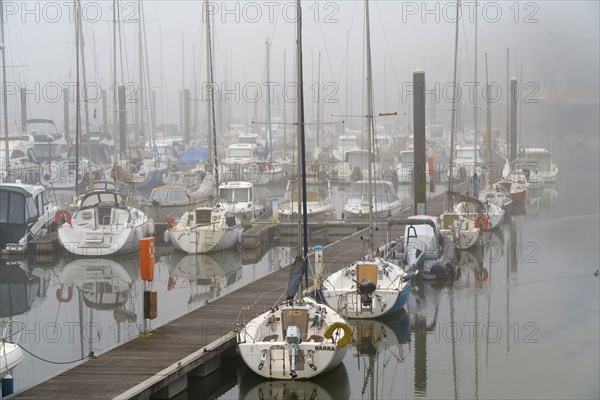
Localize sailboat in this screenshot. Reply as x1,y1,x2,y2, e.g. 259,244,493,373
438,0,480,250
57,180,155,256
279,180,334,220
166,4,242,254
237,0,349,379
321,0,411,319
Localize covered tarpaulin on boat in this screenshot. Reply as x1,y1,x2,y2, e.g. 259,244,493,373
286,256,305,301
178,147,208,166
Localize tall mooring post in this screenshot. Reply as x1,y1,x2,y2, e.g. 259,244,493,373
413,68,427,215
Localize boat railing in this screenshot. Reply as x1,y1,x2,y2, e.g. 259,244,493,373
235,322,256,344
1,320,26,345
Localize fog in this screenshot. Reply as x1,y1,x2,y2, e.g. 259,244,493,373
2,0,599,140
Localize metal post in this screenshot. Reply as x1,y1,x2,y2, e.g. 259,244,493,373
413,68,427,215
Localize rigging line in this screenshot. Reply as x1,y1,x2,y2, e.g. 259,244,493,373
460,16,473,83
317,18,343,117
374,1,407,115
19,345,94,365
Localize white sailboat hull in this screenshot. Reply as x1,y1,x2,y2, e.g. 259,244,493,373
58,219,153,256
322,258,411,319
168,225,242,254
237,298,349,379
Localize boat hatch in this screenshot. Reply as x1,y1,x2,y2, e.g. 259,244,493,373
282,309,309,341
357,263,378,285
196,209,212,225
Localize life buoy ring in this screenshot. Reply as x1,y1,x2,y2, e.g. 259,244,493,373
166,214,175,229
475,268,489,282
474,214,489,231
56,286,74,303
323,322,352,348
55,210,72,225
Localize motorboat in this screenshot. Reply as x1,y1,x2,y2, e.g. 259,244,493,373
0,182,58,253
217,181,263,222
523,147,558,183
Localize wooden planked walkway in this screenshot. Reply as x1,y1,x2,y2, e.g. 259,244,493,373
11,184,463,399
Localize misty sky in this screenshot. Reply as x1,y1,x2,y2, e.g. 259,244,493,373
2,0,598,137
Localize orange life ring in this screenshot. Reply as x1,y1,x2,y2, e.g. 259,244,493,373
55,210,72,225
474,214,489,231
166,214,175,229
475,268,489,282
56,286,74,303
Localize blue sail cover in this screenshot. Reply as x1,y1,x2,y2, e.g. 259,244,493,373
178,148,208,165
287,256,305,300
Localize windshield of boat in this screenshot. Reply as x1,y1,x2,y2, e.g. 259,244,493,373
219,187,251,203
339,138,357,147
399,151,414,163
526,153,551,171
0,191,38,224
226,148,254,158
455,149,478,159
27,122,58,136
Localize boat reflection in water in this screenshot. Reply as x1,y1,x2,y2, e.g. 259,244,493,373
167,249,243,306
237,361,350,400
348,309,411,398
0,259,42,319
59,258,134,311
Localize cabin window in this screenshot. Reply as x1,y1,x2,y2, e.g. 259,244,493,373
150,190,168,203
167,190,188,203
6,193,25,224
0,191,7,223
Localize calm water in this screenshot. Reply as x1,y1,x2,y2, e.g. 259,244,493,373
201,184,599,400
2,133,599,399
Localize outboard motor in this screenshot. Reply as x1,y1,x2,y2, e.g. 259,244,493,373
357,278,377,307
285,325,301,378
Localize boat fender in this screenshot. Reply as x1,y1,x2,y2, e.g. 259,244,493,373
474,214,489,231
147,219,155,236
56,286,74,303
55,210,72,226
475,268,489,282
166,214,176,229
324,322,352,348
163,230,170,243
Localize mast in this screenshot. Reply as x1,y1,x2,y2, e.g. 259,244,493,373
205,0,218,185
447,0,461,209
1,0,9,174
137,0,145,143
295,0,309,273
112,0,118,161
265,39,272,162
365,0,374,246
473,0,478,166
75,0,81,196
